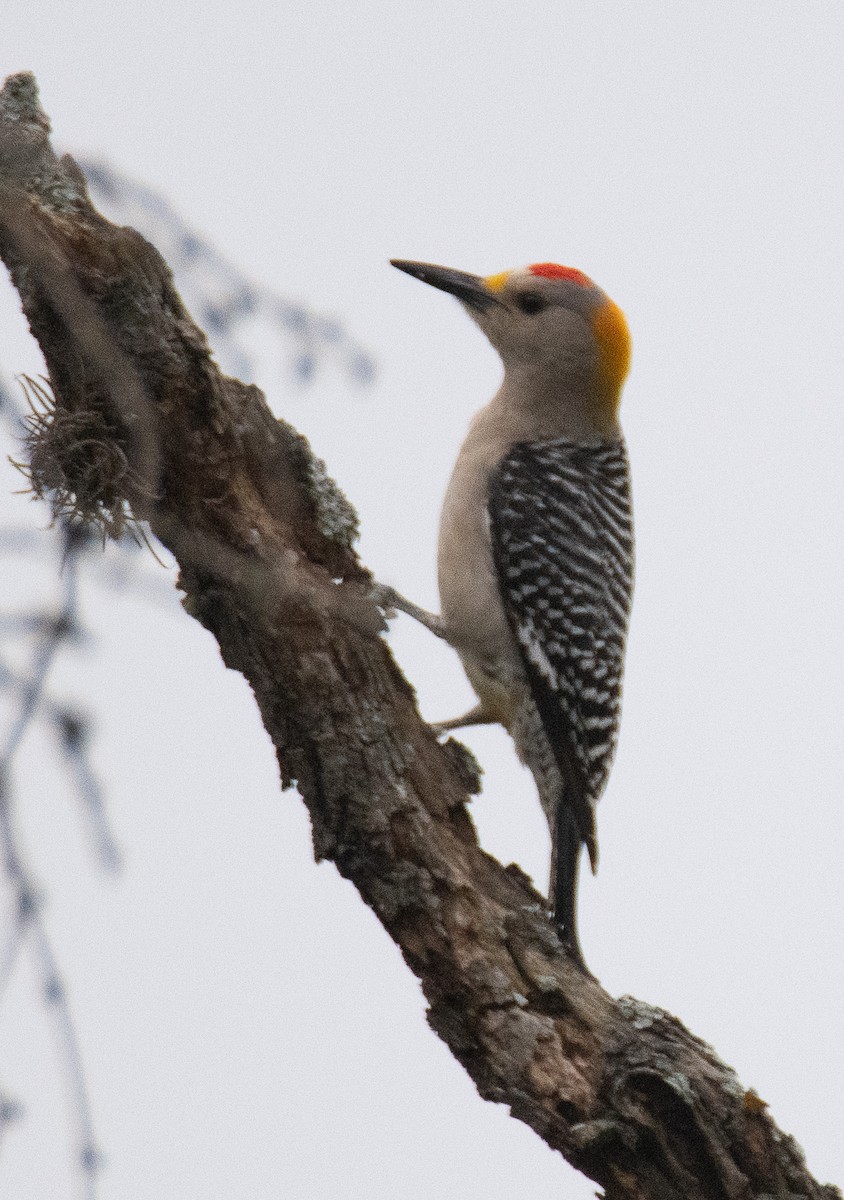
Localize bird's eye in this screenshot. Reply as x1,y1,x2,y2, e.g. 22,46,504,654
515,292,546,315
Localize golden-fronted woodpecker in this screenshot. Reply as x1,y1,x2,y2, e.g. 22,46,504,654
387,259,634,969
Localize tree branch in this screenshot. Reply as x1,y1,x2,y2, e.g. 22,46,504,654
0,71,837,1200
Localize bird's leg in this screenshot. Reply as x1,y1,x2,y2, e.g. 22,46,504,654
369,582,448,641
371,585,494,737
431,703,495,737
371,585,495,735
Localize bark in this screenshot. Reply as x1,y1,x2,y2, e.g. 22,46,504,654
0,72,838,1200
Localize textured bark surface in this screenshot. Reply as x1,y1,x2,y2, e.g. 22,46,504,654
0,72,839,1200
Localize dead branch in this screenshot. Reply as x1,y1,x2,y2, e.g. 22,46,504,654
0,71,838,1200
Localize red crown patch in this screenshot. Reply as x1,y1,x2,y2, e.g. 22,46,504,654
529,263,593,286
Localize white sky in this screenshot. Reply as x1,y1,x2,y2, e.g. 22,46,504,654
2,3,844,1198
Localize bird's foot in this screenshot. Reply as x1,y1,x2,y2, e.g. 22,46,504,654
369,582,448,640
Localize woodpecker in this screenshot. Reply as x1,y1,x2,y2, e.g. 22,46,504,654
387,258,634,969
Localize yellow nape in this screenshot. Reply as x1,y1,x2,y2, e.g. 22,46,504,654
484,270,511,293
592,299,632,407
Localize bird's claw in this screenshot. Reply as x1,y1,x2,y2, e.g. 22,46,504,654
368,582,448,640
368,581,399,621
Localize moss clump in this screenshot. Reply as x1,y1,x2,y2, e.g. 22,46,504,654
14,375,146,541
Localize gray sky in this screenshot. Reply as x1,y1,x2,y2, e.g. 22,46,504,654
2,3,844,1197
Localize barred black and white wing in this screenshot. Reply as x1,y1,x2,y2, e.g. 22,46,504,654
488,436,634,868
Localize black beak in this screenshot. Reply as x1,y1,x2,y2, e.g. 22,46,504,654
390,260,503,312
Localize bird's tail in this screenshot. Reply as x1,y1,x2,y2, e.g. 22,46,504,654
551,801,588,971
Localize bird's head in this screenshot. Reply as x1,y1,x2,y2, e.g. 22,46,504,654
391,259,631,418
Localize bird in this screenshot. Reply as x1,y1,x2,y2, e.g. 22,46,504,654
386,258,634,969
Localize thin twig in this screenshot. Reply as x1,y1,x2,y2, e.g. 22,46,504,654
0,536,102,1197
